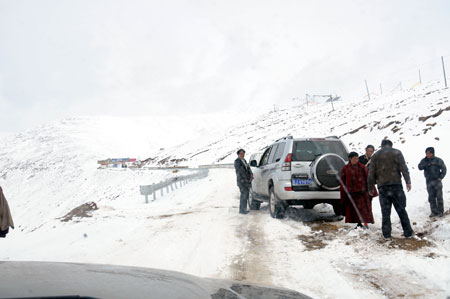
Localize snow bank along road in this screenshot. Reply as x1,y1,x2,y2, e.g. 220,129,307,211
2,168,449,299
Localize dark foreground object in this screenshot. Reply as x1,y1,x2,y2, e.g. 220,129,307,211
0,261,312,299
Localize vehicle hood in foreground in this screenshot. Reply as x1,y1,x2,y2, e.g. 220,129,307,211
0,261,312,299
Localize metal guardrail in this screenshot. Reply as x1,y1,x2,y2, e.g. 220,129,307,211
198,163,234,169
141,166,189,170
139,169,209,203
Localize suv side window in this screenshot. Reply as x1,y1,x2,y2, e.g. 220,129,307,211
260,147,272,166
268,144,279,164
272,142,285,163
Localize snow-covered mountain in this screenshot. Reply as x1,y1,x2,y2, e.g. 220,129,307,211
140,80,450,169
0,113,242,229
0,79,449,233
1,79,450,298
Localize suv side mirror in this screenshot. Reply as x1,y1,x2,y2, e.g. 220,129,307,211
250,160,257,167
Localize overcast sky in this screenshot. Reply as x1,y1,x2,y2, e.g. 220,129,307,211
1,0,449,133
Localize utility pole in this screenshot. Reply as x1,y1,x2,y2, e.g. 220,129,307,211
442,56,448,88
365,80,371,100
419,69,422,84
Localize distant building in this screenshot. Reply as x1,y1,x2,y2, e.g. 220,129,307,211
97,158,141,169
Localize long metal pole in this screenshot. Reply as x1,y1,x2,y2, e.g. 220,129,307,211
442,56,448,88
380,83,383,95
365,80,370,100
419,69,422,84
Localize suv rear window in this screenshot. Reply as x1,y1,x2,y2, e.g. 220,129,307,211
292,140,347,161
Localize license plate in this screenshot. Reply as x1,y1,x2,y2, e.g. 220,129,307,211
292,178,312,186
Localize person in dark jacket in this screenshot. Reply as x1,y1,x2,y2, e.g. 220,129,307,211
359,144,377,204
418,147,446,217
0,185,14,238
340,152,374,228
368,139,414,239
234,149,253,214
358,144,375,167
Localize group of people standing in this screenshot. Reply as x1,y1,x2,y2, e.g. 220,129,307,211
340,139,446,239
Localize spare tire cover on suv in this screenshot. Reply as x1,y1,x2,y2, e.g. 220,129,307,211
312,153,346,190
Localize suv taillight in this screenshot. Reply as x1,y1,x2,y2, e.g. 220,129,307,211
282,153,292,171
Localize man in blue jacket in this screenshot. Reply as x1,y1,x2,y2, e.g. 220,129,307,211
234,149,253,214
418,147,447,217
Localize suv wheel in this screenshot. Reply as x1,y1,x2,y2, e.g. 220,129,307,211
269,186,285,219
248,188,261,210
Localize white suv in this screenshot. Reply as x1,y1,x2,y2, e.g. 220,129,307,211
249,136,348,218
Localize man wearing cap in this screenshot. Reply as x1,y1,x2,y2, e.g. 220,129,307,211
418,147,447,218
368,139,414,239
234,149,253,214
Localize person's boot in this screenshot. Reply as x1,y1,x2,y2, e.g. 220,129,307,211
354,223,363,229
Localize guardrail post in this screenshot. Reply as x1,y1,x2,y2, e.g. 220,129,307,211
145,195,148,204
170,183,174,191
166,185,169,193
160,188,163,197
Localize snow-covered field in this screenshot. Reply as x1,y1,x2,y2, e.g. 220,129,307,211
1,80,450,298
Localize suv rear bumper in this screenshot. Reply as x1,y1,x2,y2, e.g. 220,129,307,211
275,181,340,201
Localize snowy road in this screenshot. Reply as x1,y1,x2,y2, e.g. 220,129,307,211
2,169,450,298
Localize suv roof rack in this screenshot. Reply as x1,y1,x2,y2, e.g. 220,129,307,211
326,135,339,139
275,135,293,142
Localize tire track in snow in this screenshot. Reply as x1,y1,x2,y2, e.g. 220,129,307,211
229,205,274,285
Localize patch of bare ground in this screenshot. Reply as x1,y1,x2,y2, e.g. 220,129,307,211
297,235,327,251
310,222,340,233
419,105,450,122
147,211,194,219
341,124,367,137
377,212,450,251
391,125,401,133
380,120,402,129
298,222,341,251
377,237,432,251
59,202,98,222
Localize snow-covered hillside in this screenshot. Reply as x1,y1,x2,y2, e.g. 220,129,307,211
145,80,450,167
0,113,241,232
1,80,450,298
